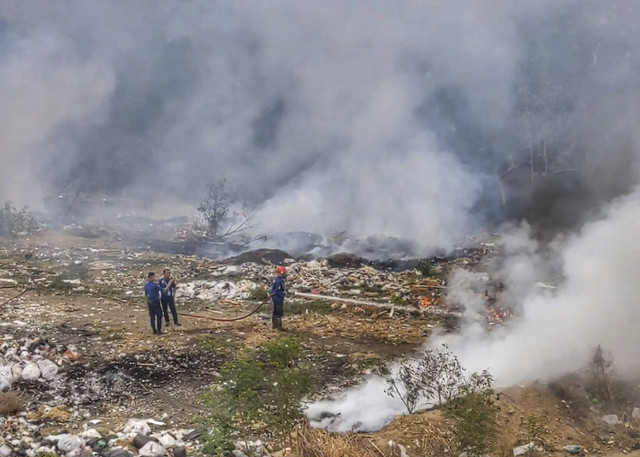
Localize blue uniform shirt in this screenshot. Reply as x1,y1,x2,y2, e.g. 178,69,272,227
270,276,286,302
145,281,162,303
158,278,176,297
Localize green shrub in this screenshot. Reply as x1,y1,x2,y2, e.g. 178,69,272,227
442,371,497,457
248,286,269,301
0,201,39,237
198,335,313,455
416,260,433,276
199,357,264,455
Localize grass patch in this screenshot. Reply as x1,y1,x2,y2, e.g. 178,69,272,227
48,263,91,292
352,355,386,371
274,300,334,316
198,335,239,353
49,277,75,291
248,286,269,301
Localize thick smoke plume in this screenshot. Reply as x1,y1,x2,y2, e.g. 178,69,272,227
308,188,640,431
2,1,640,246
3,0,640,434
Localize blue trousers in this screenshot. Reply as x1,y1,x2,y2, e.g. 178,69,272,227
147,299,163,332
272,299,284,317
161,296,179,324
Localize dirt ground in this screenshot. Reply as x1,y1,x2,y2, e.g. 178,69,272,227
0,233,431,430
1,232,639,456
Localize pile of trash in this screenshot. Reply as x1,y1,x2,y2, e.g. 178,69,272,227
0,415,274,457
0,416,199,457
175,259,450,316
0,338,74,391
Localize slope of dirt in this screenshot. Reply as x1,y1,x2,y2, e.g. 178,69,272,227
298,385,640,457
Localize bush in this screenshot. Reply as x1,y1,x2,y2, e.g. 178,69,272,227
442,371,497,457
416,260,433,276
199,357,264,455
248,286,269,301
261,336,312,446
0,392,24,416
381,345,465,413
198,335,313,455
381,346,496,456
0,201,39,237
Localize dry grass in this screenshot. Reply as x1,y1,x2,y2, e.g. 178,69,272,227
29,405,72,422
0,391,25,416
294,425,397,457
294,412,453,457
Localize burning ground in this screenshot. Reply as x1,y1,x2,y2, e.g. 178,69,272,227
0,227,640,457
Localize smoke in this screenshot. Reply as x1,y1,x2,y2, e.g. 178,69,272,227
445,188,640,383
2,1,640,245
307,187,640,431
4,0,640,432
0,26,114,208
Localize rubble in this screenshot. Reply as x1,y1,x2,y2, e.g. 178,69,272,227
0,414,201,457
602,414,620,426
513,442,536,456
0,338,66,390
563,445,582,454
138,441,166,457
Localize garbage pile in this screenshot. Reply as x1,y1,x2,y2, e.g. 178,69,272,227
177,259,449,313
0,416,200,457
0,415,276,457
0,338,68,391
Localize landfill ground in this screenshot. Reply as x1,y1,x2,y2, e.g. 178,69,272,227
2,230,640,456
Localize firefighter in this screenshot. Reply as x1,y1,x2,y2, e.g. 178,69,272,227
144,272,164,335
269,266,287,330
159,269,180,327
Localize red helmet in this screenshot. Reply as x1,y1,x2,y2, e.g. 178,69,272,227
275,266,287,276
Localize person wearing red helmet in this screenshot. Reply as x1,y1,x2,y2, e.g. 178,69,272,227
269,266,287,330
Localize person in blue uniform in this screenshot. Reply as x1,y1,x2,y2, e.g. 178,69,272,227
270,266,287,330
159,269,180,327
144,272,163,335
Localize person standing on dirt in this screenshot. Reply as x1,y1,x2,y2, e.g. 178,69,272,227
269,266,287,331
159,268,180,327
144,272,164,335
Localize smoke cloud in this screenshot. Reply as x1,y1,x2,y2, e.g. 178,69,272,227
4,0,640,433
2,1,640,245
308,187,640,431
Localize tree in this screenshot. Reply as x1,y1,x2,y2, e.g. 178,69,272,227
197,180,231,237
588,344,614,406
196,179,255,239
0,201,39,237
382,345,465,414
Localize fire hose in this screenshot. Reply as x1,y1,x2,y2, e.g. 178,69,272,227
1,285,272,322
172,295,272,322
121,295,274,323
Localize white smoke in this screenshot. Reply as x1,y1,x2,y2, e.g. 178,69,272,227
0,30,114,208
447,188,640,383
308,187,640,431
3,1,640,246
